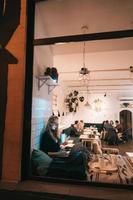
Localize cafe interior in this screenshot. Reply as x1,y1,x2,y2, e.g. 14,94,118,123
30,0,133,186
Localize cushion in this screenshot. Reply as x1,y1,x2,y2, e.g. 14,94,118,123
31,149,53,176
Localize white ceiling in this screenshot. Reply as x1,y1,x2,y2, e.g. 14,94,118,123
35,0,133,38
35,0,133,95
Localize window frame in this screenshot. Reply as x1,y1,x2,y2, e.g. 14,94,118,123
21,0,133,190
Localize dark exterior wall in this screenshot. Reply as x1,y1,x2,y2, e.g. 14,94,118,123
1,0,27,182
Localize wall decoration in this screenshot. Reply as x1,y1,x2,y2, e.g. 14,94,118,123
57,110,60,117
65,90,84,113
94,98,102,112
120,103,132,108
0,0,21,177
123,103,129,107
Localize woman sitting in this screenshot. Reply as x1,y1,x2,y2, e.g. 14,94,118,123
40,115,64,154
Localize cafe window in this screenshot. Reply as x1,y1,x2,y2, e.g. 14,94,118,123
23,0,133,188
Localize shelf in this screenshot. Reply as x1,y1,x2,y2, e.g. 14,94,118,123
36,75,58,94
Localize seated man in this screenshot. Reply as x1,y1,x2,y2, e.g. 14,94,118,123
77,120,85,135
115,120,125,144
63,121,81,138
107,128,118,145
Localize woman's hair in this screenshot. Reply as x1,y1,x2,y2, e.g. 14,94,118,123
48,115,58,124
46,115,58,132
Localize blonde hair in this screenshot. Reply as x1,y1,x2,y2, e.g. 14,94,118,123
47,115,58,124
46,115,58,129
46,116,59,139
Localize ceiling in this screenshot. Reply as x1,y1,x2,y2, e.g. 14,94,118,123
35,0,133,38
35,0,133,95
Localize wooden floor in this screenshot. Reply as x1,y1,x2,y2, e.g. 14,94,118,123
102,139,133,155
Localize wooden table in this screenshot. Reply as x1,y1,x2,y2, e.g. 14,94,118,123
79,134,101,150
88,154,133,185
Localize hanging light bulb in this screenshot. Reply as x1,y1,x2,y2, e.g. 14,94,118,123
84,101,91,107
84,85,91,108
79,26,90,82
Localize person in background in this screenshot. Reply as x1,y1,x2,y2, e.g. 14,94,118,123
62,120,82,139
104,120,113,142
115,120,123,133
110,120,114,127
78,120,85,134
40,115,65,154
115,120,124,143
69,121,82,136
104,120,112,132
100,121,106,140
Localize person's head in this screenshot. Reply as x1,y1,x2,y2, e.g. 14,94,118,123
79,120,84,130
115,120,119,125
102,121,106,125
73,120,80,131
110,120,114,125
46,115,59,133
74,120,79,125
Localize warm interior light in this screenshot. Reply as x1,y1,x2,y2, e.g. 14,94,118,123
84,101,91,108
84,85,91,108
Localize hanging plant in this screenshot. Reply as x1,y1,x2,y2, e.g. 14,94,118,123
65,90,84,113
44,67,58,82
79,96,84,102
69,93,73,97
74,90,79,96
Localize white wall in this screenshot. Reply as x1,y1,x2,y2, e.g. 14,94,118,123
31,46,53,150
51,82,68,128
53,50,133,129
59,92,118,126
56,89,133,138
